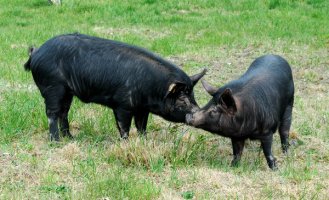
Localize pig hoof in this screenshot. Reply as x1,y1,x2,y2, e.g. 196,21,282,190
268,159,278,170
270,165,278,171
230,159,240,167
281,144,290,154
63,131,73,139
185,114,193,124
121,134,129,140
50,135,60,142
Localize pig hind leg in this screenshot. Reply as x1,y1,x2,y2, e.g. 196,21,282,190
279,103,293,154
134,111,149,137
43,86,67,141
260,134,277,170
59,93,73,138
113,108,133,139
231,139,245,167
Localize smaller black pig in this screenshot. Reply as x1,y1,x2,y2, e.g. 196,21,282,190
186,55,294,169
24,33,206,141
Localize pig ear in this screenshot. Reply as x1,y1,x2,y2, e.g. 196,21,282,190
166,82,186,96
219,88,237,115
190,68,207,86
201,79,217,96
28,46,37,56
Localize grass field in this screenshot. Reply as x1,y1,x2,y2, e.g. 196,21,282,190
0,0,329,199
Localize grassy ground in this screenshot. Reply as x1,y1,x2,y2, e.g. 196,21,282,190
0,0,329,199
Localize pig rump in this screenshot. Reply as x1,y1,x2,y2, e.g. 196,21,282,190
24,33,205,141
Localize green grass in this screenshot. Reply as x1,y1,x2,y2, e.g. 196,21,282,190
0,0,329,199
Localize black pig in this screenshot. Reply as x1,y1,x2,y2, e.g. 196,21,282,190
186,55,294,169
24,33,205,141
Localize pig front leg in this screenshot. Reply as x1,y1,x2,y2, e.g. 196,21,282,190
134,111,149,137
47,114,60,141
261,134,277,170
59,113,72,138
231,139,245,167
113,108,133,139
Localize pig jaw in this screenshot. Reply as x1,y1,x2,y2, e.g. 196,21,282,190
185,110,220,133
185,112,204,127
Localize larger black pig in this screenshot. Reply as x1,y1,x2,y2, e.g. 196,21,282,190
186,55,294,169
24,33,205,141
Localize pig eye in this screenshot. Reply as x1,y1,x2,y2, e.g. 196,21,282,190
185,89,190,94
181,87,190,95
176,96,185,103
178,94,185,99
176,96,190,106
180,90,189,95
209,107,218,117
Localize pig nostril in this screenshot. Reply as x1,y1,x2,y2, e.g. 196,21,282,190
191,107,198,113
185,114,193,124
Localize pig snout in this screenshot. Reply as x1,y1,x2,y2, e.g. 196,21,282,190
186,110,206,127
190,106,199,113
185,113,194,125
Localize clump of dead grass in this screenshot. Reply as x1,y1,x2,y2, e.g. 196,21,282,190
106,136,168,169
105,126,232,171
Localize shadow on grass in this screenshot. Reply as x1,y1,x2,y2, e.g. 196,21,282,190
30,1,52,8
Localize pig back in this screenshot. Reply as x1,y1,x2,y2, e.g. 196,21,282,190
29,33,193,109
